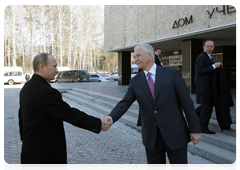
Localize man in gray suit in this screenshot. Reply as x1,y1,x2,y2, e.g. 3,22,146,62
104,44,201,164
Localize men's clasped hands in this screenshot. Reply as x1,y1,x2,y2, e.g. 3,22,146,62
100,117,112,131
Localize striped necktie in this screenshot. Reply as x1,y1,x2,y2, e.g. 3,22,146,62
210,54,215,64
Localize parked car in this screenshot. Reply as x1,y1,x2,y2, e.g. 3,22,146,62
4,67,26,85
109,64,139,81
55,70,90,83
89,74,110,82
50,67,70,83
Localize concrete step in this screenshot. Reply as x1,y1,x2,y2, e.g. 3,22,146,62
208,119,236,137
62,93,141,132
188,141,236,164
201,132,236,153
67,90,139,118
70,88,236,137
64,89,236,150
62,88,236,164
71,88,140,110
191,93,236,125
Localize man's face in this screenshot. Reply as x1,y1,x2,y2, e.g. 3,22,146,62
42,55,58,81
134,47,153,70
155,49,161,56
203,41,215,54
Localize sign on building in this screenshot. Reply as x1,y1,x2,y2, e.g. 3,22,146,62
169,55,182,66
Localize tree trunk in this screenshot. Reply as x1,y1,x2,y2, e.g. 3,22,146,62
30,6,34,62
22,35,25,72
8,31,10,67
12,5,16,67
68,8,73,68
59,5,63,67
73,44,77,69
4,35,7,66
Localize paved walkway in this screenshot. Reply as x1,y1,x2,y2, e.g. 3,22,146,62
3,82,236,167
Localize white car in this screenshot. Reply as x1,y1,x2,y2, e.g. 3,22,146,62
89,74,110,82
109,64,139,81
4,67,26,85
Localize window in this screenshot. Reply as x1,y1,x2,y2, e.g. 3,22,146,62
80,71,88,76
131,68,139,74
4,72,10,76
112,69,118,75
4,71,22,76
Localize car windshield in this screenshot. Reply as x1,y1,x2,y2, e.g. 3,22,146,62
99,74,107,77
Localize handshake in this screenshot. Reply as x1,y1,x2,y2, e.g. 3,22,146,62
100,116,113,131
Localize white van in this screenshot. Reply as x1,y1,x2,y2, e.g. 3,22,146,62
109,64,139,81
4,67,26,85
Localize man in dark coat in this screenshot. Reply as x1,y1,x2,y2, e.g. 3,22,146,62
104,44,201,164
194,40,221,134
18,53,111,164
153,48,163,66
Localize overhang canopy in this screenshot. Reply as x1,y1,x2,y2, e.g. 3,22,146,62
105,23,236,52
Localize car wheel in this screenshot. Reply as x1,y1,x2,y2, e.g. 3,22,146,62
8,79,14,85
98,80,102,82
55,80,59,83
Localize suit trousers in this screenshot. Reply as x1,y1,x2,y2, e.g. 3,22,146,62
198,93,213,131
145,126,188,164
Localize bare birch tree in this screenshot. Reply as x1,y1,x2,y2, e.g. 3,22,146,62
4,5,115,73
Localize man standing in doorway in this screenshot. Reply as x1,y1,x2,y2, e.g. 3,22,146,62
154,48,163,66
195,40,222,134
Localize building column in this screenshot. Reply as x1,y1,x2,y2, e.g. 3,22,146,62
118,51,131,85
182,39,203,93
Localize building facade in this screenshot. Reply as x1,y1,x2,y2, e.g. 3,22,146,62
104,5,236,92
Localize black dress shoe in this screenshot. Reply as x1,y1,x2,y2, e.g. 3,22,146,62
202,129,216,134
136,122,141,127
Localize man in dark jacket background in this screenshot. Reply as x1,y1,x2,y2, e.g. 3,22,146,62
194,40,221,134
19,53,111,164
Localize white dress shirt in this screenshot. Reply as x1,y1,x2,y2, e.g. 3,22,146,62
108,63,157,124
204,50,216,69
143,63,157,83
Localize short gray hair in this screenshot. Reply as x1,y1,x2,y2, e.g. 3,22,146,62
134,44,155,62
33,53,51,72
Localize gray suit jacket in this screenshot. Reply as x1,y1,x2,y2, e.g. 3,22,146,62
109,66,201,150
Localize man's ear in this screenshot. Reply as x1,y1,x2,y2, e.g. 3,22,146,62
148,52,152,59
39,63,45,72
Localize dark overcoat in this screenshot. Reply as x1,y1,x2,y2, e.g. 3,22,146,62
212,67,234,131
195,51,215,95
19,74,101,164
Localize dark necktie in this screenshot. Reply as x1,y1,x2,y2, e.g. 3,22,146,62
147,72,154,100
210,54,215,64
